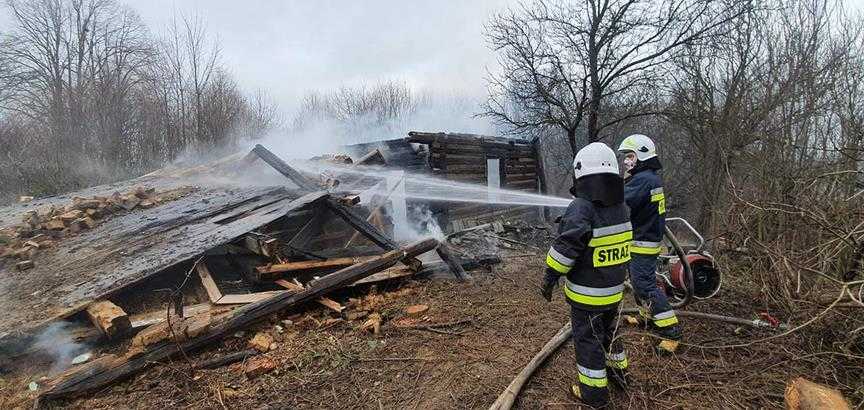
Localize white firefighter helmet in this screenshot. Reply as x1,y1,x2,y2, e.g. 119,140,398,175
573,142,620,180
617,134,657,161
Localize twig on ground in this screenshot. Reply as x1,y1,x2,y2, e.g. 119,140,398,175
354,357,437,362
485,234,541,250
407,319,473,335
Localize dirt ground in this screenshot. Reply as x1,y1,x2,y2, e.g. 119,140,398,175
3,240,862,409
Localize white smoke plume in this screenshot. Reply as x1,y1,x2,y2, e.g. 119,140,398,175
32,322,88,374
251,84,499,160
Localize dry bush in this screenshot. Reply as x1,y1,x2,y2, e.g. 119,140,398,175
717,169,864,353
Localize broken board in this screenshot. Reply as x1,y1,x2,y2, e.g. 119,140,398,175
0,185,327,347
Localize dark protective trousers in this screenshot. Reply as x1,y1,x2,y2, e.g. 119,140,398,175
629,253,673,318
570,305,626,408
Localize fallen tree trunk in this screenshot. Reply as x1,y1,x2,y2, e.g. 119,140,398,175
40,238,439,401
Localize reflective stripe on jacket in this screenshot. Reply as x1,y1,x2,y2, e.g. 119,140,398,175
624,168,665,254
545,198,631,310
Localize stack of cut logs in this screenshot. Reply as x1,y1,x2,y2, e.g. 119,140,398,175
0,186,194,271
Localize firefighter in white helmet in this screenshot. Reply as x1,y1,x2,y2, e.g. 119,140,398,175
617,134,682,345
541,142,631,408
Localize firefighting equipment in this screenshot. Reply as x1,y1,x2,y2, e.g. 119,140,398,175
540,275,556,302
573,142,620,179
617,134,657,161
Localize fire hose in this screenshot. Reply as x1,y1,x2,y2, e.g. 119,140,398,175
664,225,695,309
488,310,786,410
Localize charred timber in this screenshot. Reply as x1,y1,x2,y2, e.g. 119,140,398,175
325,198,397,250
324,198,422,271
256,256,381,277
428,143,534,156
407,131,533,148
250,144,317,191
355,149,386,165
435,243,469,281
39,238,439,400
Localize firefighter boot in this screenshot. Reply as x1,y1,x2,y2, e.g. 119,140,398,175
570,384,610,409
605,351,629,390
607,367,630,390
653,323,682,341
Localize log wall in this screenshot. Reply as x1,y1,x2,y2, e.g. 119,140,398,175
406,132,541,230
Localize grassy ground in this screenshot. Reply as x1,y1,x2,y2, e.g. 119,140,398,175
3,243,861,409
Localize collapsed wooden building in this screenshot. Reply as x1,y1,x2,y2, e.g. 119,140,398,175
341,131,545,232
0,131,549,402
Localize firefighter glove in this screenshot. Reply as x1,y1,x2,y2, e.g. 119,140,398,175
540,271,557,302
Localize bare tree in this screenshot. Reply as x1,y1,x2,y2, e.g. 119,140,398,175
237,89,281,141
183,14,219,147
0,1,277,201
483,0,749,153
0,0,153,163
291,81,427,141
666,0,858,232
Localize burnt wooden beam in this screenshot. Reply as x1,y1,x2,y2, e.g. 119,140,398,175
318,245,387,258
407,131,533,148
324,198,397,250
280,244,326,261
85,301,131,339
435,243,469,282
250,144,317,191
355,148,385,165
324,198,423,271
196,262,223,304
351,254,500,286
286,207,327,249
273,280,344,313
196,260,288,304
344,207,383,248
39,238,439,401
257,256,381,277
249,147,404,263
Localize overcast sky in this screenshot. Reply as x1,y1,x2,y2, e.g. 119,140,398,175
121,0,864,117
3,0,864,118
123,0,518,115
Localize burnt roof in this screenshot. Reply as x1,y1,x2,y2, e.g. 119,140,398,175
0,155,320,343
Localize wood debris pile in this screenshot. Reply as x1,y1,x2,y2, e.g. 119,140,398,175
0,186,194,270
15,145,506,404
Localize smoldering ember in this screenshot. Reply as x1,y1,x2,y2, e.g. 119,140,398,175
0,1,862,409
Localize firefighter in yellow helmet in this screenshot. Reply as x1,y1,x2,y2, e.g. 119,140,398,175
541,142,630,408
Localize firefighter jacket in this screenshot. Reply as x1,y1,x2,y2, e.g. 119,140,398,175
624,167,666,255
545,198,632,311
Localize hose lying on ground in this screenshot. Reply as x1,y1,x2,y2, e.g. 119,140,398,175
488,322,572,410
487,309,787,410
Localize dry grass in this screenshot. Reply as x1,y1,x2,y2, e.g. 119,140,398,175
2,242,853,409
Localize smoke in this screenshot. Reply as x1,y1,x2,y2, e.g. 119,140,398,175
249,84,499,161
32,322,88,374
407,204,445,241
